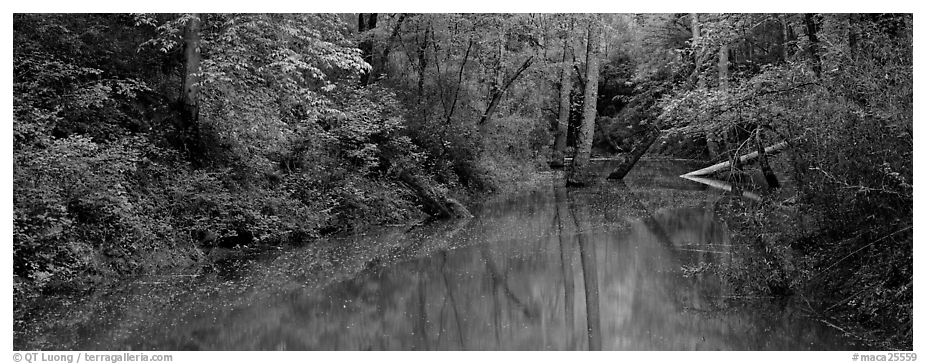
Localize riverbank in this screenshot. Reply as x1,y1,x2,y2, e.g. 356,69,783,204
707,157,912,350
16,159,864,350
14,165,557,348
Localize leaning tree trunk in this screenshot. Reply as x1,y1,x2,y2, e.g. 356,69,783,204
478,56,533,126
607,127,660,180
550,37,573,169
682,141,789,177
566,16,601,186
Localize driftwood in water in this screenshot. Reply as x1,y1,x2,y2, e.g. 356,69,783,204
682,141,789,177
607,128,661,180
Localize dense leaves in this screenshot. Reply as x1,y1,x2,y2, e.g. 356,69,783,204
13,13,911,349
14,14,434,303
654,13,912,349
12,13,559,304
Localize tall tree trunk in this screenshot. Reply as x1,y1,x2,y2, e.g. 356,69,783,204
550,37,572,169
804,13,822,76
779,14,789,63
495,26,506,97
444,37,473,124
416,23,430,99
566,16,601,186
572,54,587,91
689,13,705,88
719,43,730,89
180,14,201,126
378,13,407,78
717,26,736,168
180,13,202,160
693,13,719,159
358,13,378,86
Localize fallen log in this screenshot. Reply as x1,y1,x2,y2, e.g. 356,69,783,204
396,169,472,219
681,141,789,177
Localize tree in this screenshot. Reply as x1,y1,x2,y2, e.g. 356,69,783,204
718,43,729,89
415,18,430,99
378,13,407,80
691,13,720,159
803,13,822,76
550,32,573,169
179,13,202,160
477,57,534,125
474,14,540,126
716,23,736,172
689,13,705,88
567,15,601,186
779,14,790,63
358,13,378,86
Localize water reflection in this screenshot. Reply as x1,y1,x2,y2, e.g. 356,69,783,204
558,186,601,350
680,175,762,201
15,160,859,351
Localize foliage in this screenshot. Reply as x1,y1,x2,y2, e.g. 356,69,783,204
370,13,556,190
13,13,912,349
13,12,560,305
655,13,912,348
13,13,424,305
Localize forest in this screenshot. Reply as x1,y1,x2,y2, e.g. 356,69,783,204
13,13,912,350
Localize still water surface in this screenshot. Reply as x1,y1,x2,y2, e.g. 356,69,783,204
16,160,859,350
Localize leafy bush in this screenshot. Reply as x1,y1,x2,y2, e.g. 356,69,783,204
14,136,188,296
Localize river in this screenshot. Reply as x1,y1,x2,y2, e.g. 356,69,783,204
14,159,861,350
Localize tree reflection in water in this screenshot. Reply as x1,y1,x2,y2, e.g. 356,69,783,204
18,160,862,351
